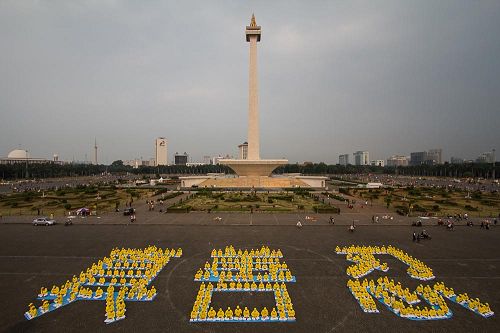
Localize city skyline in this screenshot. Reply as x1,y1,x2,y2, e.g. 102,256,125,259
1,1,499,164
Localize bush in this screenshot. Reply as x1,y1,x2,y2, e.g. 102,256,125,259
84,187,98,194
472,191,482,200
464,205,479,211
225,196,244,202
413,204,426,212
314,206,340,214
408,189,421,196
432,205,440,212
162,192,183,200
166,206,191,213
339,188,350,195
331,194,345,201
269,195,294,202
64,203,72,210
245,195,261,202
445,200,457,206
395,205,409,215
289,188,312,195
154,188,170,196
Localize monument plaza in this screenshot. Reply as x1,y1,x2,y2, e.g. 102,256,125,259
0,15,498,333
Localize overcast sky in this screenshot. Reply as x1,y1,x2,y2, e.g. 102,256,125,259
1,1,499,164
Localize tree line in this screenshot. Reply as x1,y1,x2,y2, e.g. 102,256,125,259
0,160,497,180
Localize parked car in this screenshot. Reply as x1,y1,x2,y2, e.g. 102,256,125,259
123,208,135,216
32,217,56,226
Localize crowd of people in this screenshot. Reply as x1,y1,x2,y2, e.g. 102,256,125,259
25,246,182,323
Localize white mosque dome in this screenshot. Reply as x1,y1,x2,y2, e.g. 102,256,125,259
7,149,28,159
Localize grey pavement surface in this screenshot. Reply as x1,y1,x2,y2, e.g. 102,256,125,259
0,218,499,333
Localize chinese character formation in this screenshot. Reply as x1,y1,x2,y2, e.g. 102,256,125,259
336,245,494,320
190,245,296,322
25,246,182,324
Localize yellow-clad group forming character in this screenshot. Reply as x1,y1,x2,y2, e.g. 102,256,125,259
338,245,494,320
191,245,296,322
25,246,182,324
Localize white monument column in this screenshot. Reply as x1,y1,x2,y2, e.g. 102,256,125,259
246,14,261,160
219,15,287,177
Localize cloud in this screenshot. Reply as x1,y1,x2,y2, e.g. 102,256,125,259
0,1,499,163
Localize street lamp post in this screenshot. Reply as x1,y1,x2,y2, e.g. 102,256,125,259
96,192,101,216
25,150,29,179
492,149,496,180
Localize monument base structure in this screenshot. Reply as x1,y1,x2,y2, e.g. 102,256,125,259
179,174,327,189
219,159,288,177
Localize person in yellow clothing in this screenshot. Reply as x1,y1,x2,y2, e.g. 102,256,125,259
251,307,260,320
224,307,233,320
243,306,250,320
234,305,242,319
217,308,224,321
270,307,278,320
116,307,125,320
27,303,38,318
261,307,269,320
207,307,216,320
41,300,50,313
190,308,198,320
106,308,116,323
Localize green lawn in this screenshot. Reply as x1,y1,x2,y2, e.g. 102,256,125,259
349,187,500,217
0,187,155,216
171,191,337,213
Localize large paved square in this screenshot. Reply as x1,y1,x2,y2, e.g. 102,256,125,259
0,220,498,332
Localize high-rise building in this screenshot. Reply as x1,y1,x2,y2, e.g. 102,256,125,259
387,155,409,167
410,149,442,166
94,139,98,165
371,160,385,167
155,137,167,166
410,152,427,166
174,152,188,165
238,142,248,160
339,154,350,166
427,149,442,164
203,155,212,165
476,151,495,163
353,151,369,166
450,157,464,164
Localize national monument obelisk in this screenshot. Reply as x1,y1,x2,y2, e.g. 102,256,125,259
220,14,288,178
180,15,326,188
247,14,260,160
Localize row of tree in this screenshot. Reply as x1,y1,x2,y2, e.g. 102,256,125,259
0,161,497,180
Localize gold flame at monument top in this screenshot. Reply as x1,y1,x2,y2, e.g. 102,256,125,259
250,14,257,27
